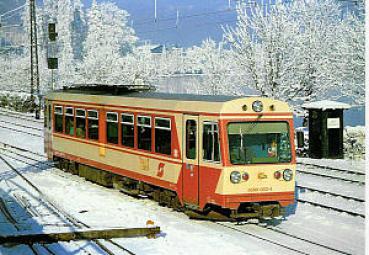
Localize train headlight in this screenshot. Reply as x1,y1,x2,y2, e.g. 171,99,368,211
252,100,263,112
283,169,293,181
230,171,241,184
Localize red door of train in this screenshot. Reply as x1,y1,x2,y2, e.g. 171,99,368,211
182,115,200,206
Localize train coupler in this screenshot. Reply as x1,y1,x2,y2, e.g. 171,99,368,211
231,203,281,220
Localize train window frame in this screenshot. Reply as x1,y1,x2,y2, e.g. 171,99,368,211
54,105,63,115
121,113,134,148
54,105,63,133
186,119,197,160
48,104,52,130
137,115,152,151
154,117,172,155
65,107,74,116
64,106,75,136
155,117,171,130
226,121,292,165
87,109,99,140
106,112,119,144
75,108,86,139
137,115,151,127
88,110,99,120
202,121,221,164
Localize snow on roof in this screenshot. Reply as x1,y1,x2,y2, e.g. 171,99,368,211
302,100,350,110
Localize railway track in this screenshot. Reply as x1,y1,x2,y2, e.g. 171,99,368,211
296,168,365,185
0,123,43,138
297,198,364,218
0,119,43,132
297,162,365,176
217,222,353,255
297,185,364,203
1,142,365,220
0,154,137,255
0,109,43,124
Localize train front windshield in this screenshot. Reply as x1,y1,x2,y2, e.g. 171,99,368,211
227,122,292,165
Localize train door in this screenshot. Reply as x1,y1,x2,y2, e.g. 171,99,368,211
182,115,200,206
44,100,53,159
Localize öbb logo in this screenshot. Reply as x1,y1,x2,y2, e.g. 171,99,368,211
157,163,165,177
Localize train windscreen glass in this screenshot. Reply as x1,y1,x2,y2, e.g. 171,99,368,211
227,122,292,164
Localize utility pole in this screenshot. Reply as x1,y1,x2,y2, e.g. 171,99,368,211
29,0,41,119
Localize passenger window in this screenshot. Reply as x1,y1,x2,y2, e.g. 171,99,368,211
76,109,86,138
186,120,197,160
121,113,134,148
44,104,48,128
54,105,63,133
106,112,118,144
138,116,151,151
87,110,99,140
203,122,220,162
155,117,171,155
65,107,74,136
48,104,51,129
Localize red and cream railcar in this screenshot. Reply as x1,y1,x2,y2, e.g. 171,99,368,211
44,86,296,220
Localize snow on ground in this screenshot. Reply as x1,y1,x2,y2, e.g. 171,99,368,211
0,112,366,255
1,158,295,255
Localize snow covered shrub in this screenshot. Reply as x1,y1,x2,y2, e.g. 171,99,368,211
0,92,34,112
343,126,365,159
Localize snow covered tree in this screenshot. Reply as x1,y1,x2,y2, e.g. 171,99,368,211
81,0,137,83
331,12,365,106
56,0,76,88
223,0,363,105
185,39,237,95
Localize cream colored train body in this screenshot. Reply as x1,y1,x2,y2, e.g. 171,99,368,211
44,88,296,219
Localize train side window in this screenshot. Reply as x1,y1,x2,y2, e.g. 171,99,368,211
106,112,118,144
121,113,134,148
186,120,197,160
155,117,171,155
87,110,99,140
65,107,74,136
48,104,51,129
138,115,151,151
76,109,86,138
54,105,63,133
203,122,220,162
44,104,47,128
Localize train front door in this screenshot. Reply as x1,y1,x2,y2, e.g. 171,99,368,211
44,100,53,160
182,115,199,206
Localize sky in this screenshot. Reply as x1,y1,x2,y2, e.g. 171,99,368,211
87,0,239,47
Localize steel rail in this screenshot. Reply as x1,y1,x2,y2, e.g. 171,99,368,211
0,153,137,255
0,124,43,138
297,198,365,218
0,110,44,123
217,222,352,255
0,119,43,131
296,169,365,185
297,185,365,203
297,162,365,176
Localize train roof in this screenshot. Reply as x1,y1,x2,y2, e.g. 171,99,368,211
46,85,292,116
54,90,248,102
